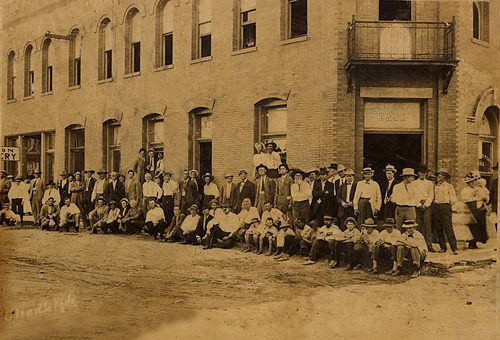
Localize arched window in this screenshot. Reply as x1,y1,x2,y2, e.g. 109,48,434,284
24,44,34,97
473,2,480,39
472,1,489,42
156,0,174,67
143,113,164,153
194,0,212,59
98,18,113,80
125,8,141,74
69,28,82,87
103,119,121,172
7,51,15,101
189,108,212,174
41,38,53,93
66,124,85,173
478,108,499,175
255,99,287,164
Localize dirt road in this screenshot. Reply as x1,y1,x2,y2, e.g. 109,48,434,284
0,227,496,339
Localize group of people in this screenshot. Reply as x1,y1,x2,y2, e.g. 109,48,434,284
0,144,497,278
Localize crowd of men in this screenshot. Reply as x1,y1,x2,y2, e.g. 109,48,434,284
0,144,497,278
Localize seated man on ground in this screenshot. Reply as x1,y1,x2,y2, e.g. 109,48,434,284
89,197,109,234
374,218,402,275
354,218,381,272
204,204,240,249
330,217,361,270
40,197,60,231
237,198,260,242
165,206,186,241
274,216,299,261
298,219,320,256
0,202,21,226
392,220,427,278
257,217,276,255
121,199,144,234
106,200,121,234
303,215,342,265
144,199,168,240
60,197,82,232
176,205,201,244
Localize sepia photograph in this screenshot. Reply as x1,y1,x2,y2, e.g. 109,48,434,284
0,0,498,339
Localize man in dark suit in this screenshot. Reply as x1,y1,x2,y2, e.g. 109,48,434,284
83,169,96,227
311,167,336,224
197,206,214,241
234,169,256,213
379,164,399,220
132,148,147,184
274,164,293,213
145,148,158,175
336,168,358,229
58,170,70,206
107,172,126,203
254,164,276,215
219,173,237,209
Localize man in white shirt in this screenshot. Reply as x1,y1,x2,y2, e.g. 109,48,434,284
178,204,201,244
144,199,167,240
353,167,382,224
391,168,424,230
205,205,240,249
91,170,109,204
59,197,81,232
142,172,163,215
413,166,435,251
433,169,458,254
162,171,178,225
393,220,428,278
8,176,29,226
0,202,21,226
42,181,61,206
303,215,342,265
291,170,312,223
374,218,402,274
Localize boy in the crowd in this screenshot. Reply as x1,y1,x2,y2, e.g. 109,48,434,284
374,218,402,274
257,216,275,255
393,220,428,278
303,215,342,265
243,217,260,252
355,218,381,272
330,217,361,269
274,216,297,261
40,197,60,231
237,198,260,242
0,202,21,226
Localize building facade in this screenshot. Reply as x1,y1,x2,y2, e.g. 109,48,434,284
1,0,499,189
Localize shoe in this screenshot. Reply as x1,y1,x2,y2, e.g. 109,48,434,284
273,252,282,259
353,264,362,270
273,254,283,261
203,246,210,250
385,269,395,275
256,250,263,255
278,254,290,262
372,267,378,274
329,260,338,268
265,251,272,256
438,249,446,253
303,259,315,265
345,264,353,271
392,269,402,276
411,270,420,278
452,250,459,255
243,248,252,253
75,227,79,233
428,247,436,252
273,249,280,256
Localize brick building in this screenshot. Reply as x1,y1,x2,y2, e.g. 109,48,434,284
1,0,498,190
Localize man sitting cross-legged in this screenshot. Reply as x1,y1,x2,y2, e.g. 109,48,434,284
392,220,428,278
303,215,342,266
373,218,401,275
330,217,361,270
354,218,381,272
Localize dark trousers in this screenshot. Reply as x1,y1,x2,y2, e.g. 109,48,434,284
206,225,234,249
332,241,358,265
41,216,60,230
144,220,167,239
309,239,335,261
292,200,311,223
162,195,174,226
416,206,433,249
10,198,24,223
373,244,397,262
357,198,373,225
384,202,397,219
299,239,313,255
106,220,119,234
396,246,426,268
124,220,143,234
0,214,16,226
284,235,300,255
432,203,458,251
465,202,488,244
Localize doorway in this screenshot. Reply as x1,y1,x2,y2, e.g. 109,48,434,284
198,141,212,176
363,133,422,184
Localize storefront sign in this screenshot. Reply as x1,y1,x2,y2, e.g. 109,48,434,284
364,101,421,130
0,147,20,161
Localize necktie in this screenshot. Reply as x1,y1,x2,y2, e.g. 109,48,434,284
405,184,408,193
240,181,244,193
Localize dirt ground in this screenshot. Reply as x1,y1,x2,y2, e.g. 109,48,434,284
0,227,497,340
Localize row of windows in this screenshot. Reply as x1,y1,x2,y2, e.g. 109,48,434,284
6,0,308,101
4,99,288,181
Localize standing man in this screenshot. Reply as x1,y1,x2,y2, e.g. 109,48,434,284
311,167,336,224
178,169,190,214
254,164,276,215
291,170,312,223
433,169,458,254
0,170,11,204
41,181,61,206
234,169,256,213
57,170,70,205
30,170,45,226
91,170,109,205
334,164,347,194
353,167,382,225
413,165,435,251
132,148,147,184
84,169,96,223
337,169,358,229
162,170,178,226
390,168,422,229
107,172,126,203
8,176,29,226
380,164,399,219
142,172,163,215
274,164,293,214
125,169,142,203
145,148,157,175
263,141,281,178
220,173,237,210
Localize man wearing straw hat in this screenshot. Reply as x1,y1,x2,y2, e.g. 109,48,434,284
30,169,45,226
274,164,293,214
413,165,435,251
291,170,312,223
91,169,109,204
393,220,428,278
219,172,237,210
390,168,423,229
353,167,382,225
234,169,256,213
432,169,458,254
380,164,399,219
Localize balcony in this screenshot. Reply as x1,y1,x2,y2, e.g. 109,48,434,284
346,18,459,92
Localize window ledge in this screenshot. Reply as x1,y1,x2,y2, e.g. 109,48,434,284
231,46,258,56
6,99,17,104
191,56,213,65
40,91,53,97
124,71,141,79
68,85,81,91
154,65,174,72
23,95,34,101
98,78,113,84
471,38,490,48
280,35,308,46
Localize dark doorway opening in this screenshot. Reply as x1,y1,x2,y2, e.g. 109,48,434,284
379,0,412,21
198,142,212,176
363,133,422,184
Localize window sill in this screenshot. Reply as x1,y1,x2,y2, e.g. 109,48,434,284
280,35,308,46
154,65,174,72
6,99,17,104
98,78,113,84
68,85,81,91
124,71,141,79
471,38,490,48
231,46,258,56
23,95,34,101
40,91,53,97
191,56,213,64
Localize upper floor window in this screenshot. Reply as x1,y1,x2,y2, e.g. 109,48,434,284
103,119,121,172
256,99,287,164
156,0,174,67
98,18,113,80
69,28,82,87
195,0,212,59
7,51,15,101
282,0,307,40
125,8,141,74
473,1,489,42
66,125,85,173
41,38,53,93
240,0,256,49
379,0,412,21
24,44,34,97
